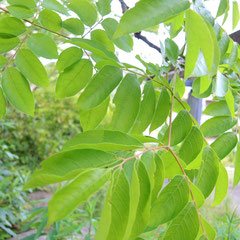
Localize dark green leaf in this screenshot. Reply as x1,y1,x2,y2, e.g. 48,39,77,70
211,132,237,160
2,67,34,115
38,149,117,176
149,175,189,228
42,0,68,15
0,87,6,118
69,0,97,27
196,146,219,198
80,97,109,131
114,0,190,38
56,47,83,72
56,59,93,98
63,130,143,151
78,66,122,110
0,16,26,36
200,116,237,137
38,9,62,32
179,126,203,164
27,33,58,59
150,88,170,132
15,48,49,87
110,74,141,132
0,36,19,53
163,203,199,240
48,169,109,224
163,110,192,146
62,18,84,35
131,82,156,134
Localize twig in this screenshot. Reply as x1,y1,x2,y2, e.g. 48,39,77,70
134,32,161,53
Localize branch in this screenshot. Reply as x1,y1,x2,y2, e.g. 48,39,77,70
134,32,161,53
117,0,161,53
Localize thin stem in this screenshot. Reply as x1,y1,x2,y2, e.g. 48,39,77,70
82,17,104,38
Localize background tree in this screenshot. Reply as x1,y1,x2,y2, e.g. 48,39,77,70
1,0,240,239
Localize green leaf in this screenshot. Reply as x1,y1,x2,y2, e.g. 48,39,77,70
69,38,117,60
7,0,36,9
150,88,170,132
91,29,115,52
56,59,93,98
7,5,34,19
102,18,133,52
151,154,165,203
110,74,141,132
128,160,152,239
15,49,49,87
200,116,237,137
114,0,190,38
78,66,122,110
48,169,109,224
219,32,230,61
42,0,68,15
198,217,216,240
2,67,34,116
234,143,240,186
165,38,179,64
0,16,26,36
38,149,117,176
80,97,109,131
217,0,229,17
131,82,156,134
0,55,7,68
62,18,84,35
149,175,189,228
189,182,205,208
123,161,140,240
185,10,219,78
232,0,239,30
63,130,143,151
0,36,19,53
27,33,58,59
96,170,130,240
163,202,199,240
210,132,237,160
25,168,83,189
96,0,112,16
179,126,203,164
69,0,97,27
0,87,6,118
38,9,62,32
225,89,235,117
196,146,219,198
212,162,228,206
203,101,231,116
214,72,228,97
160,151,186,178
56,47,83,72
163,110,192,146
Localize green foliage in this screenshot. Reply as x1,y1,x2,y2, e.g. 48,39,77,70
1,0,240,239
